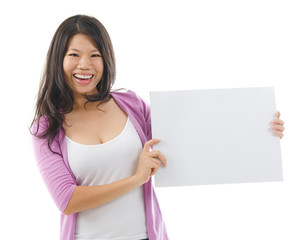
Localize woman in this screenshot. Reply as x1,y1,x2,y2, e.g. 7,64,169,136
30,15,285,240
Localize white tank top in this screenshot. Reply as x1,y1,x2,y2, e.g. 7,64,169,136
66,116,148,240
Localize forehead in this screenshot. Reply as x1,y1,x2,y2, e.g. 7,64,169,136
66,33,98,50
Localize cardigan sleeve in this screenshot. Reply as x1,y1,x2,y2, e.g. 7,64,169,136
135,93,152,141
31,118,77,214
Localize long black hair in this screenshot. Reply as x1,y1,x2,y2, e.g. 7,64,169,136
29,14,125,156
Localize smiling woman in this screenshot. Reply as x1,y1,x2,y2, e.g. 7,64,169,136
29,14,168,240
30,15,119,147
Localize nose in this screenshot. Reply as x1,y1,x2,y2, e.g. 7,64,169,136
77,55,92,69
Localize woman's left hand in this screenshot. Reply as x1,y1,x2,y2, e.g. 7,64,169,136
270,111,285,139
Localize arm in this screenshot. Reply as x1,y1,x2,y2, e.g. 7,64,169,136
63,176,141,215
64,138,166,215
31,118,77,213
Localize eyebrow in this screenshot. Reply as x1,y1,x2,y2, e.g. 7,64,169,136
67,48,100,52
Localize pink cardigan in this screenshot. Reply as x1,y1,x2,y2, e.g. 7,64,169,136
31,89,169,240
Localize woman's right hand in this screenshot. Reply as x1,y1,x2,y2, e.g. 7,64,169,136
134,139,167,185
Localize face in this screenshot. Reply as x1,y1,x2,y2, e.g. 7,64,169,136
63,33,103,98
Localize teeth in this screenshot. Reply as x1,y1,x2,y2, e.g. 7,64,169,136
74,74,93,80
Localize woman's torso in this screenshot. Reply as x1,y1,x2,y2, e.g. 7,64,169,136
63,97,148,239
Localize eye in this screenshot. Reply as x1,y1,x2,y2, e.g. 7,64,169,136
68,53,79,57
91,54,102,58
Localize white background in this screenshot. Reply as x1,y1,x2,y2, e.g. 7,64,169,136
0,0,305,239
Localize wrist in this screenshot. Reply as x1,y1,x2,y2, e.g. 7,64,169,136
131,174,144,187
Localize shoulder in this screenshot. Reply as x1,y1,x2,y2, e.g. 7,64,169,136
111,89,150,113
31,115,49,136
110,89,140,101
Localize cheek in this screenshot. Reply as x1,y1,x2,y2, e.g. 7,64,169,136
62,59,69,76
63,58,76,76
94,60,104,75
98,65,104,75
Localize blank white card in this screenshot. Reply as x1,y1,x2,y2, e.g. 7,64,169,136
150,87,283,187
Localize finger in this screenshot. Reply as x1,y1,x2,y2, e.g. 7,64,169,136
150,158,162,166
150,162,161,176
272,119,284,125
277,111,280,118
150,168,159,176
144,157,160,169
271,125,285,131
143,139,161,152
147,158,161,176
148,151,167,167
149,161,160,176
273,131,284,139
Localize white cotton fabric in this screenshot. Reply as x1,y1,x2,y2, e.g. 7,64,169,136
66,116,148,240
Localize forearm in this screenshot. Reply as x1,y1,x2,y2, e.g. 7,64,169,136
63,175,142,215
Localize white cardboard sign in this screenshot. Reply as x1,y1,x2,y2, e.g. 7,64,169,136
150,87,283,187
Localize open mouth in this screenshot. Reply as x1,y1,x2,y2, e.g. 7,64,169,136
73,73,94,80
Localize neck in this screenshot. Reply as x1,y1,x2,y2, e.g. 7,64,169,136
72,93,111,112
